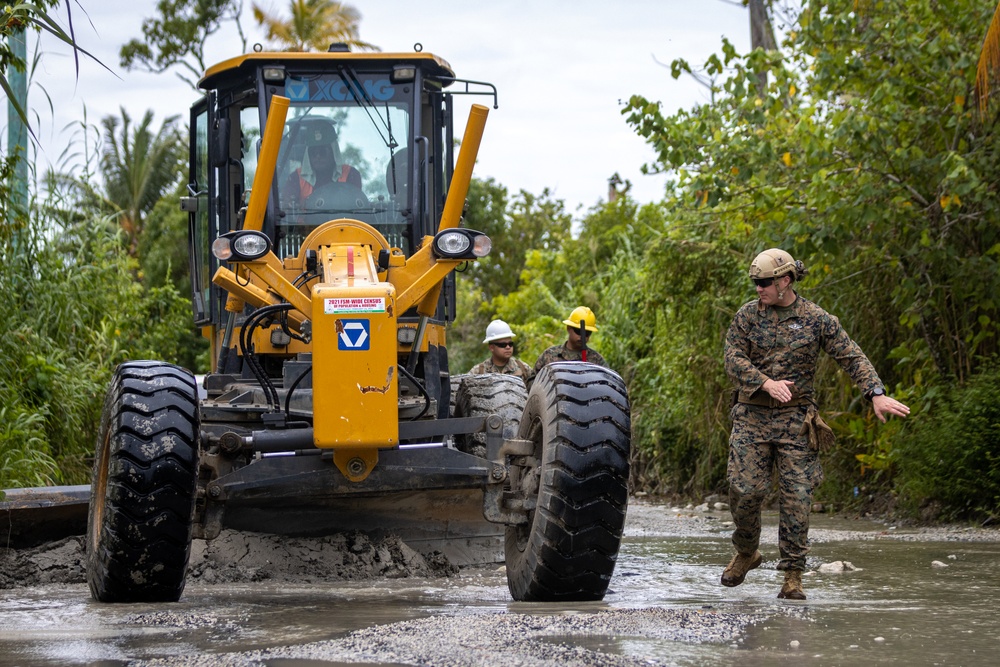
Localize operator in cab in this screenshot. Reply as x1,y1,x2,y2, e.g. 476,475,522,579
280,118,368,221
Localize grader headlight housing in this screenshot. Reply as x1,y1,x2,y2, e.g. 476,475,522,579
262,66,286,83
212,230,272,262
391,65,416,83
397,327,417,345
432,229,491,260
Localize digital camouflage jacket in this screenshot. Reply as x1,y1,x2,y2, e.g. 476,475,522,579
532,343,609,373
468,356,535,381
725,294,883,403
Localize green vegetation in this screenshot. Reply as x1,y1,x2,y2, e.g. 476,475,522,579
894,364,1000,521
120,0,250,89
0,206,198,490
2,2,204,492
4,0,999,522
455,0,1000,521
252,0,378,53
449,178,574,372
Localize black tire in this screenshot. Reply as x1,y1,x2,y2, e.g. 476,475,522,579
87,361,200,602
504,362,631,601
448,373,468,418
454,374,528,457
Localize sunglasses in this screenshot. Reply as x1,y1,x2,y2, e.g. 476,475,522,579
491,341,513,348
752,277,775,288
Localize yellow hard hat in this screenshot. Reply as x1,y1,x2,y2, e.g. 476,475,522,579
562,306,598,332
749,248,798,280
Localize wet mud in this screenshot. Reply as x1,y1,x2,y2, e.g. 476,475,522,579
6,499,997,592
1,529,456,590
2,501,1000,666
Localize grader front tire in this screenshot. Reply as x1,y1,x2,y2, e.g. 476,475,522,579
504,362,631,601
454,374,527,457
86,361,200,602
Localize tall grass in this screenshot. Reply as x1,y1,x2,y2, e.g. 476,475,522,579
0,193,196,492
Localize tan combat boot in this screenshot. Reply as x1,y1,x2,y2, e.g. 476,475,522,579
777,570,806,600
720,550,763,587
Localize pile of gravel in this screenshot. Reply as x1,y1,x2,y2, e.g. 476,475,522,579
142,607,765,667
0,536,86,589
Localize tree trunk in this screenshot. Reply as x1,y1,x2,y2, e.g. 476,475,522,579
749,0,778,95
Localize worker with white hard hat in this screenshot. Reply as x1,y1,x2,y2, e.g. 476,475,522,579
468,319,534,381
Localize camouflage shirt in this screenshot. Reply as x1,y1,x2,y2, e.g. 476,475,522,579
469,356,535,382
533,343,609,373
725,294,883,402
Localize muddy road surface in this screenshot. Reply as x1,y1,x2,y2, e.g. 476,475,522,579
2,501,998,666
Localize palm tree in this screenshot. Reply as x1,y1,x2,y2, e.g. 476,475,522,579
2,1,97,135
99,109,185,257
976,2,1000,116
252,0,379,52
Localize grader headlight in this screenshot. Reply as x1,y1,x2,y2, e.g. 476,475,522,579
261,66,286,83
432,229,491,260
212,231,272,262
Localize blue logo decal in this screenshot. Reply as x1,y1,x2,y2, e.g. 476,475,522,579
286,79,310,101
338,319,370,350
285,77,394,103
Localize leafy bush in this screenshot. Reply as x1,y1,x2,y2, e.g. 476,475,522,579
0,208,200,490
894,366,1000,522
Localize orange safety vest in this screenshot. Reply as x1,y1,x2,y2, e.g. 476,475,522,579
298,165,353,199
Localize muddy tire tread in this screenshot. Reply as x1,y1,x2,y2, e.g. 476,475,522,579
87,361,199,603
448,374,467,418
454,373,527,453
505,362,631,601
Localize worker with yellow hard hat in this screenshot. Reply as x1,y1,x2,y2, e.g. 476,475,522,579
532,306,609,377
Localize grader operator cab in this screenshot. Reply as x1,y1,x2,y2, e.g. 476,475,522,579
85,46,631,603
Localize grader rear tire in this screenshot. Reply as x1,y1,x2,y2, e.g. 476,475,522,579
86,361,200,602
454,374,527,457
504,362,631,601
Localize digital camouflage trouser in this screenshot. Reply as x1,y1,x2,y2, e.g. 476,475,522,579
727,403,824,571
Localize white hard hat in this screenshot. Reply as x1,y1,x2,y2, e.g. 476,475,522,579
483,319,515,344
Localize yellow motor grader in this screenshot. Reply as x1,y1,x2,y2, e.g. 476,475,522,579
84,45,631,603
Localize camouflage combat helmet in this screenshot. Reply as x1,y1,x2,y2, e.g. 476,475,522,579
748,248,804,280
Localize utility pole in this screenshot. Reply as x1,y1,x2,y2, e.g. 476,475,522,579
6,27,29,229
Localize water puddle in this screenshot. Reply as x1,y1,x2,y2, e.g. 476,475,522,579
1,513,997,666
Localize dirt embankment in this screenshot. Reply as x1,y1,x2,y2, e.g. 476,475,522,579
0,529,456,590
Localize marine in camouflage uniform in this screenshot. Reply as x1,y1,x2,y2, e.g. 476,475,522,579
723,248,909,600
469,355,534,381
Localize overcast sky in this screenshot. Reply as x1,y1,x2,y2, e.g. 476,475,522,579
14,0,752,215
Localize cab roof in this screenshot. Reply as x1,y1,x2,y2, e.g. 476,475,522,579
199,50,456,91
